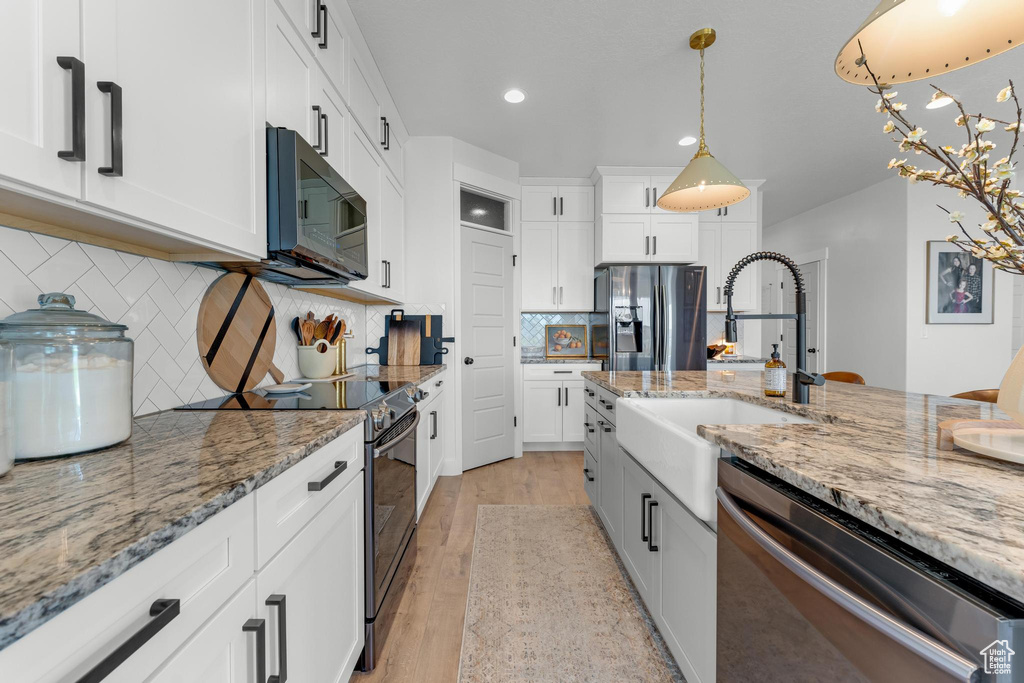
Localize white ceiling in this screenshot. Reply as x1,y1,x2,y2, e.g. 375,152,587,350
349,0,1022,226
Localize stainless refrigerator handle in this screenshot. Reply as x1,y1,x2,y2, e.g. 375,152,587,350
650,281,659,370
659,284,667,370
715,488,980,683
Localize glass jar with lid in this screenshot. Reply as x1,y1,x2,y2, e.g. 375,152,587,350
0,292,133,460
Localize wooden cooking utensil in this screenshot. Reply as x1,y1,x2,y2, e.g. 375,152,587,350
388,318,421,366
300,319,315,346
314,319,330,340
197,273,285,393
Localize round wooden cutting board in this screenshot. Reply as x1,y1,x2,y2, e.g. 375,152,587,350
197,273,284,393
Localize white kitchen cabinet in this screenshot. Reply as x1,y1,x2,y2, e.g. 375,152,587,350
256,470,365,683
649,175,679,215
416,400,431,518
621,454,659,600
599,174,680,214
521,185,594,222
699,190,757,223
583,446,599,507
560,380,585,442
428,395,445,483
521,222,594,311
700,221,758,311
414,376,446,518
274,0,346,101
80,0,266,258
379,99,406,183
346,123,384,296
0,0,83,199
596,423,623,549
649,214,698,263
315,77,348,171
267,2,318,141
523,365,599,444
147,581,259,683
348,48,381,148
522,380,564,442
381,170,405,299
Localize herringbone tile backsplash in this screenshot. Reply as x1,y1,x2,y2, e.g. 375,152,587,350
0,225,366,416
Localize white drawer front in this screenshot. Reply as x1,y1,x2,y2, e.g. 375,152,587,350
0,497,256,683
255,427,363,568
523,363,601,381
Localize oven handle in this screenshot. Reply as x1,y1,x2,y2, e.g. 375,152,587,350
372,411,421,459
715,487,979,683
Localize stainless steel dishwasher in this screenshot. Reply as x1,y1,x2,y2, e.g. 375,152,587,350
717,456,1024,683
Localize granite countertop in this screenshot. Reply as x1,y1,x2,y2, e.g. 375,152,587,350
521,357,603,365
0,408,365,651
708,356,767,364
581,369,1024,604
349,363,446,384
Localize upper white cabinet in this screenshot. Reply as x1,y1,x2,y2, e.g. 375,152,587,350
0,0,83,199
521,221,594,311
699,190,757,223
267,3,319,141
597,174,680,214
275,0,347,100
596,214,698,265
700,221,758,311
522,184,594,222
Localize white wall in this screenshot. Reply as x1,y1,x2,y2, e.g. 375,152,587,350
763,177,909,390
904,182,1015,395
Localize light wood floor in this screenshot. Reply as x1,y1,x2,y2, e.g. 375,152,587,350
352,451,588,683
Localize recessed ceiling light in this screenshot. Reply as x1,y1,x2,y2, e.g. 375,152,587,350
926,94,955,109
678,136,697,146
503,88,526,104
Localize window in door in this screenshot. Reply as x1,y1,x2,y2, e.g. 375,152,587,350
461,188,508,231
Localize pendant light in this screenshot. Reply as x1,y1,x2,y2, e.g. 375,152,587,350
657,28,749,213
836,0,1024,85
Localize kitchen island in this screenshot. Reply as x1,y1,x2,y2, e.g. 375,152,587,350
582,369,1024,604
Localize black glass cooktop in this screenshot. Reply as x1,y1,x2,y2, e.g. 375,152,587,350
177,380,409,411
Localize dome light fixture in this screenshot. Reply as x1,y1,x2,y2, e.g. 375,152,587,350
835,0,1024,85
503,88,526,104
657,28,749,213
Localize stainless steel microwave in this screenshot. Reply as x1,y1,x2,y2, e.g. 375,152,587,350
201,127,369,286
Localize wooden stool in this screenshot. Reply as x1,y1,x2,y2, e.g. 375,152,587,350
950,389,999,403
822,371,865,385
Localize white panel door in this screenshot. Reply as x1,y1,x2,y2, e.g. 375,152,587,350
267,2,318,141
649,174,680,215
561,380,586,442
256,473,365,683
381,171,405,298
521,222,558,311
556,222,595,311
314,75,347,171
428,399,444,481
461,226,515,470
147,581,257,683
346,124,383,295
720,191,757,222
558,185,595,221
599,215,649,264
81,0,265,258
313,0,347,100
522,380,562,442
601,176,650,213
597,429,623,548
521,186,558,222
415,404,430,518
348,49,381,143
620,455,658,600
720,222,758,310
650,214,699,263
0,0,82,198
698,224,724,311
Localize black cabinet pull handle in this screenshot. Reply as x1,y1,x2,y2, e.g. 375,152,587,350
553,370,572,374
266,595,288,683
97,81,122,177
653,235,657,255
75,599,180,683
319,111,328,156
243,618,267,683
557,387,561,407
553,196,557,215
564,386,569,406
380,116,387,146
430,410,437,439
647,500,659,552
584,467,594,482
317,3,328,48
646,187,650,207
384,120,390,150
311,105,322,150
56,56,85,162
308,460,347,491
641,493,651,541
559,196,563,215
586,389,595,397
310,0,322,38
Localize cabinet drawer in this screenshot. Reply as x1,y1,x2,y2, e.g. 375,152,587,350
594,386,618,425
523,363,601,381
583,446,599,506
255,426,363,568
0,497,256,683
584,381,599,409
417,371,447,402
583,403,599,452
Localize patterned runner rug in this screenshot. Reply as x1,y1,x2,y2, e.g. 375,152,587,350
458,504,683,682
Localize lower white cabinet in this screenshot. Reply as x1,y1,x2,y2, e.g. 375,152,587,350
596,422,622,549
415,374,446,519
522,379,585,443
256,469,365,683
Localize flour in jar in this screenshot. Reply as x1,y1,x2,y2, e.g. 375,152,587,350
14,350,132,459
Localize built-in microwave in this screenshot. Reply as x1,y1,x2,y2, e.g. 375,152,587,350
201,127,369,286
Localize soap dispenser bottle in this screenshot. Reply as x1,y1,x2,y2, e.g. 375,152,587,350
764,344,786,397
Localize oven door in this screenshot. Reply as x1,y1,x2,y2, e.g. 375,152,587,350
367,410,418,618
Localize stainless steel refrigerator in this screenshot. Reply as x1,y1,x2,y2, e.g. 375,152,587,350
593,265,707,371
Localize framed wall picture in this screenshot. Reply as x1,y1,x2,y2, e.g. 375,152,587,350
545,325,588,359
926,241,994,324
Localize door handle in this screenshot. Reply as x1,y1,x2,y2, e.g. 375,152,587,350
553,196,557,216
243,619,267,683
317,3,328,48
380,116,387,147
724,205,728,217
584,467,594,482
385,260,391,288
560,196,564,215
557,387,561,407
715,487,979,681
564,386,569,406
311,105,322,150
464,357,474,365
319,111,328,156
808,348,818,354
384,120,390,150
584,421,594,433
97,81,122,177
381,260,388,287
645,187,650,207
717,286,721,304
56,57,86,162
74,599,180,682
307,460,347,491
559,286,564,304
653,235,657,255
641,493,651,541
645,236,650,255
266,595,288,683
652,187,657,203
311,0,322,38
647,500,659,551
552,286,556,304
430,410,437,439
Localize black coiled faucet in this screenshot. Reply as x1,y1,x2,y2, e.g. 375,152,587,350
723,251,824,404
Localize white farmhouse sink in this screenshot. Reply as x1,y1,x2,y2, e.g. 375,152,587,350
616,398,812,526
